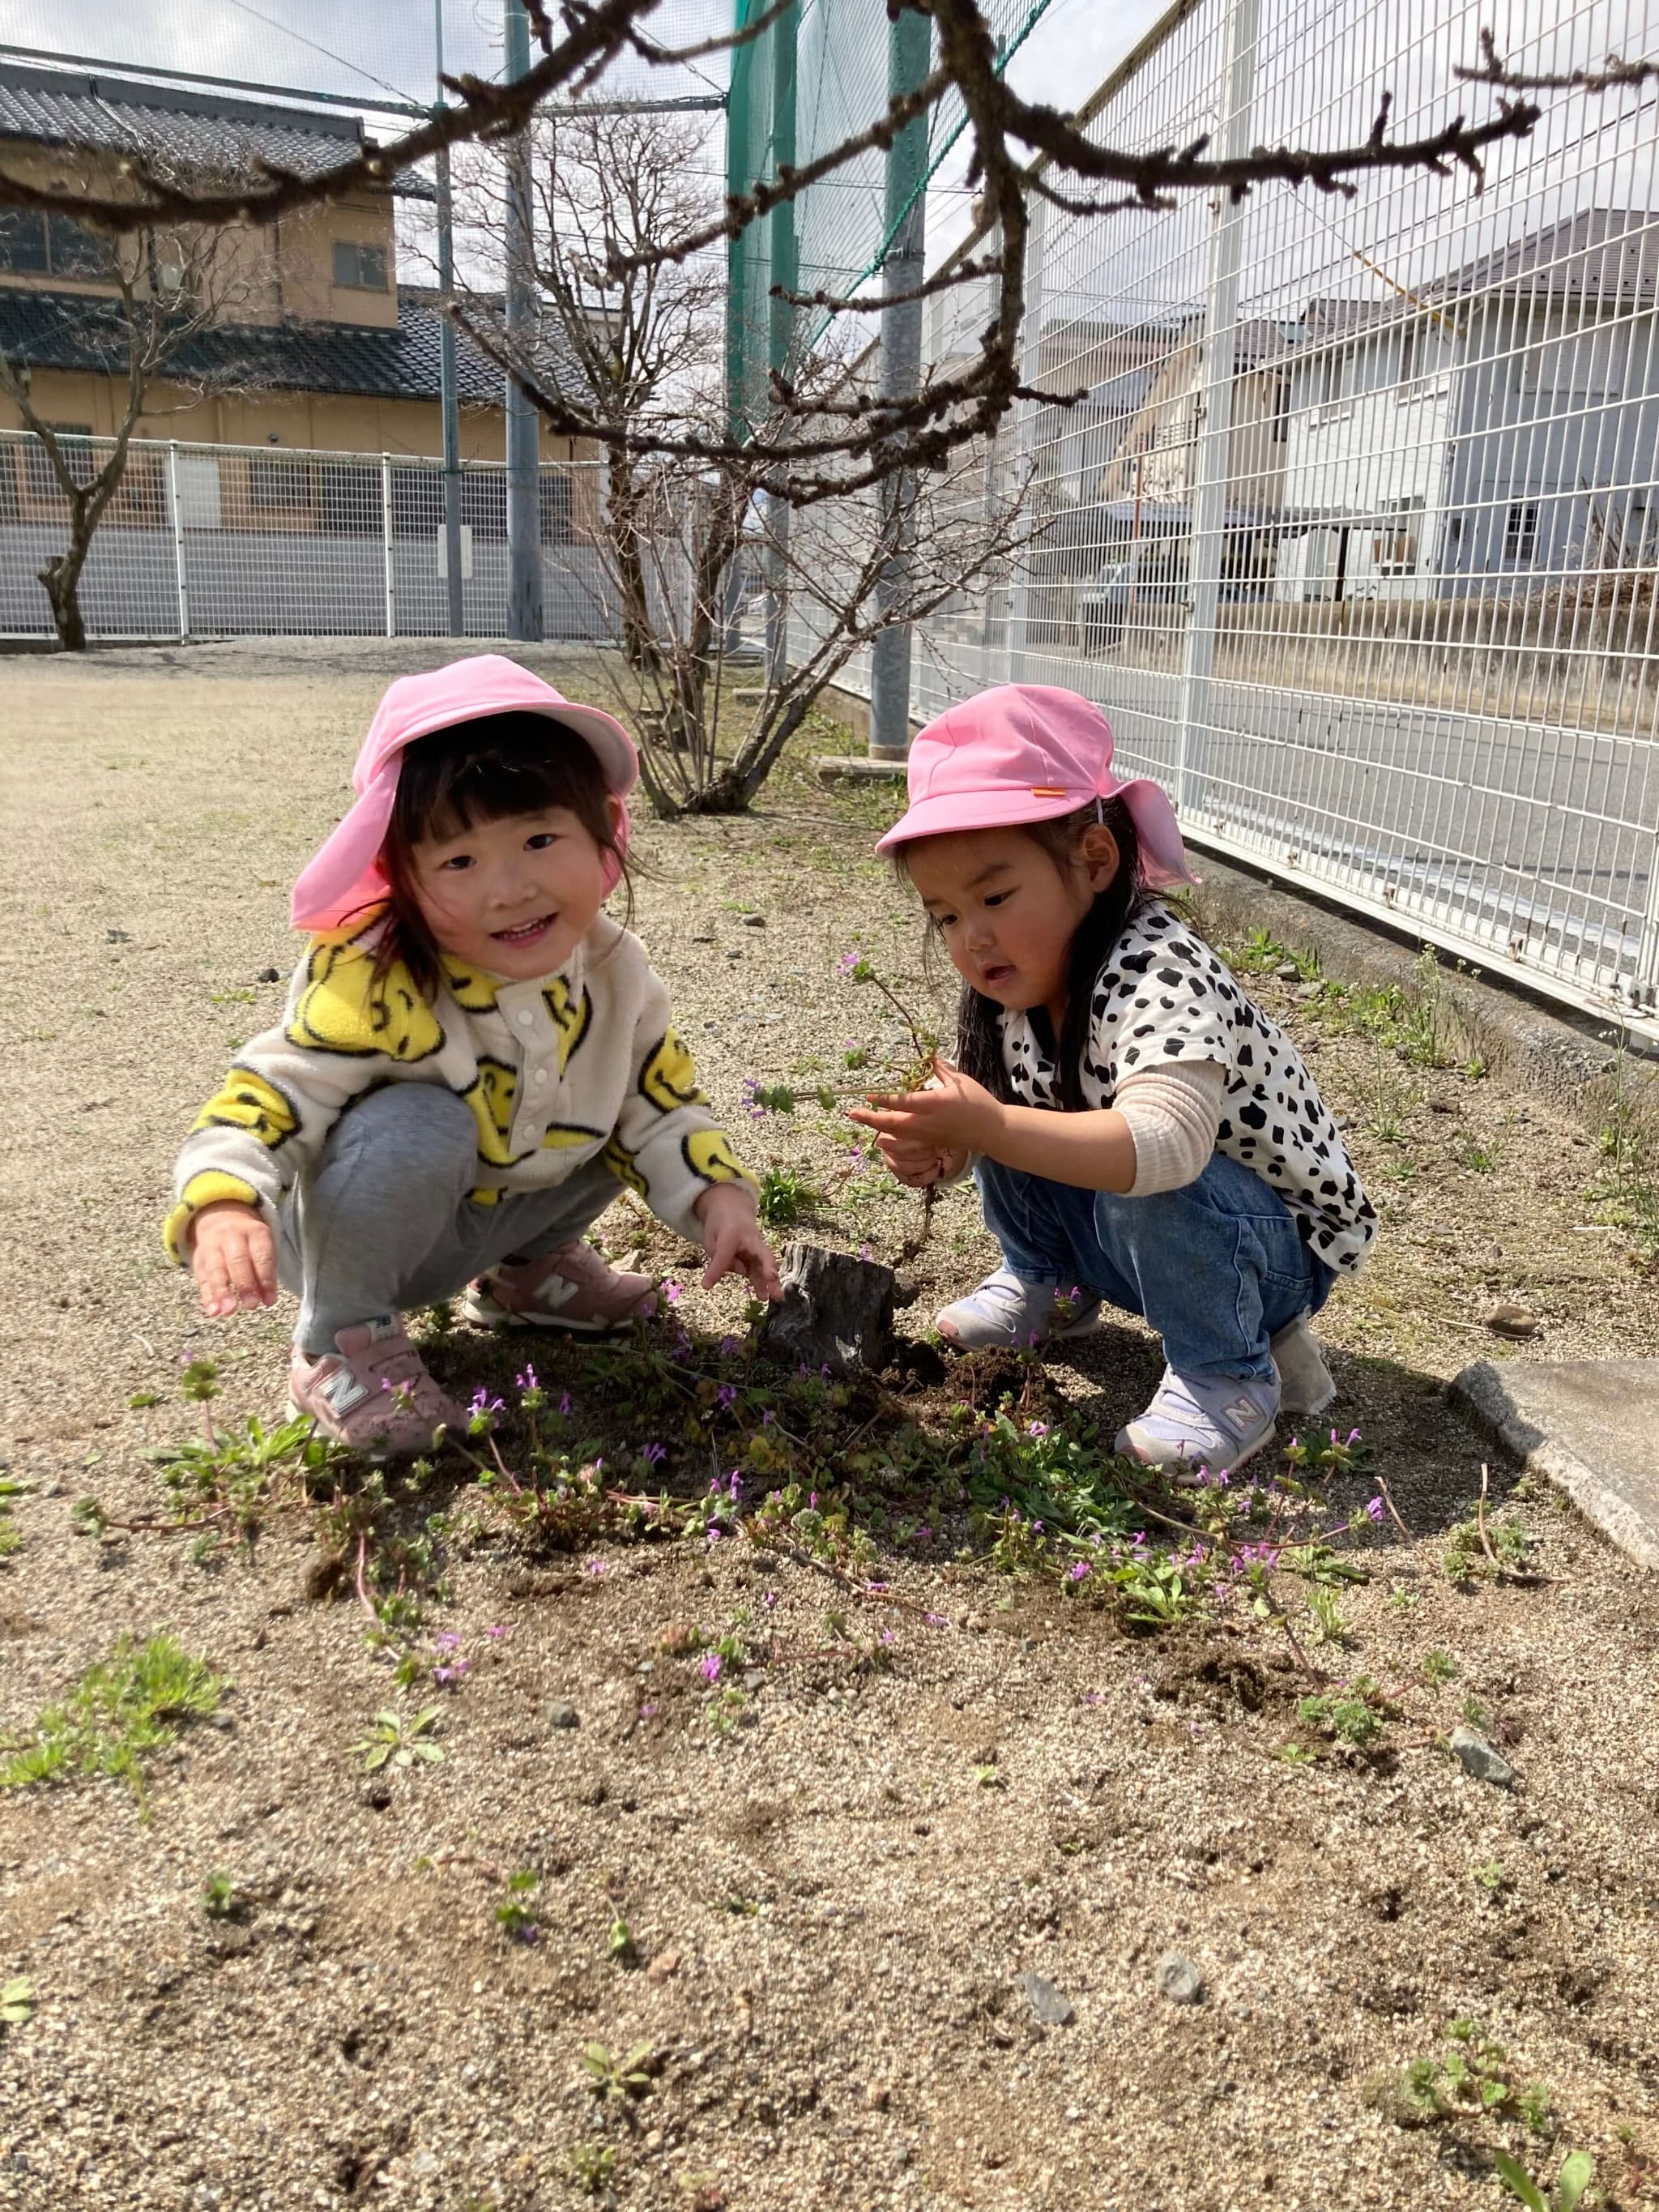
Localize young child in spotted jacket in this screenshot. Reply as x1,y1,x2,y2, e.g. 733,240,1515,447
851,685,1375,1475
168,655,780,1455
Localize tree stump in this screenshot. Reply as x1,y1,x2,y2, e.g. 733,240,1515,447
758,1242,898,1377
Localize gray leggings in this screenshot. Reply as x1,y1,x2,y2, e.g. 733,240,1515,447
277,1083,621,1354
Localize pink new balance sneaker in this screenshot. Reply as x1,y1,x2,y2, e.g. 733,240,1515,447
288,1316,467,1458
462,1241,656,1334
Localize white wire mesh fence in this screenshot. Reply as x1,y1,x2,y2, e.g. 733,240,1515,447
0,432,617,643
881,0,1659,1040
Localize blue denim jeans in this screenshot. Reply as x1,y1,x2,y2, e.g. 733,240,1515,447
977,1151,1334,1383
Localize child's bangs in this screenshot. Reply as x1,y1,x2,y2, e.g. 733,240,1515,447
394,711,608,847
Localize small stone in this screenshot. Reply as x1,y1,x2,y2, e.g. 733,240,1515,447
1064,2104,1083,2122
106,928,132,943
691,933,715,944
724,950,744,962
256,966,280,983
1429,1098,1456,1115
740,912,766,929
1483,1302,1540,1339
546,1701,580,1731
1156,1951,1205,2005
1017,1971,1074,2026
646,1949,681,1984
1274,962,1299,982
1449,1725,1517,1788
866,2082,890,2112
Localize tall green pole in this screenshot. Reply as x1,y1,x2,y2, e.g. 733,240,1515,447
761,0,798,690
724,0,755,440
868,3,932,761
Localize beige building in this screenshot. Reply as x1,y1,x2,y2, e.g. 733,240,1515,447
0,62,589,504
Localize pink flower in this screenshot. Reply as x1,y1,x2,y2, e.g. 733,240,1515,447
699,1654,722,1682
664,1281,683,1305
1364,1496,1384,1524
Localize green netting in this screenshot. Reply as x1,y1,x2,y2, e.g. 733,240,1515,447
725,0,1047,436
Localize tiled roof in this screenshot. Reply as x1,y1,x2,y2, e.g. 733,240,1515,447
1431,206,1659,304
0,284,579,406
0,62,434,201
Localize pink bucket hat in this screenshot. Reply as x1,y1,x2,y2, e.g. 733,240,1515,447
873,684,1196,889
289,654,638,931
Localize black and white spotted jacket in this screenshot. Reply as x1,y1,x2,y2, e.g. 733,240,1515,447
1000,903,1376,1274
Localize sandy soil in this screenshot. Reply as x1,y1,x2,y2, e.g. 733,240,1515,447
1,640,1657,2212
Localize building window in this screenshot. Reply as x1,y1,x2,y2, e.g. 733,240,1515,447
0,211,48,273
1503,500,1540,563
248,455,313,511
0,210,113,278
332,239,388,292
1374,494,1424,575
1270,373,1290,442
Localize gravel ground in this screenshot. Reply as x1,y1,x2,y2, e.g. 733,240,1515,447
2,640,1657,2212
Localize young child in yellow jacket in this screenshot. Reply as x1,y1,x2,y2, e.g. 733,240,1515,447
168,654,779,1456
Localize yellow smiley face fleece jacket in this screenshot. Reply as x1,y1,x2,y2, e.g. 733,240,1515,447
165,911,755,1262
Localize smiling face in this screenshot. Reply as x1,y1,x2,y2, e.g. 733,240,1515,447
407,797,621,980
904,822,1119,1020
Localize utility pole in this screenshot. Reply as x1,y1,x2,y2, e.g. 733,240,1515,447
503,0,544,641
867,2,932,763
435,0,464,636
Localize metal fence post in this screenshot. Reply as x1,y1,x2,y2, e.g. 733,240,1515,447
381,453,395,638
504,0,544,643
168,440,188,639
1008,192,1048,683
1175,0,1259,821
867,2,932,762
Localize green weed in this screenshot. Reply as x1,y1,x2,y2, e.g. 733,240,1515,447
1422,1648,1458,1685
0,1633,222,1801
0,1977,32,2027
756,1164,825,1230
1495,2150,1592,2211
1296,1675,1390,1749
582,2040,659,2101
352,1707,442,1773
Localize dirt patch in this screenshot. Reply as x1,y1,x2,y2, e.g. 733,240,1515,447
2,643,1657,2212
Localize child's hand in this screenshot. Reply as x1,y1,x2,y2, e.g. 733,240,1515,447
871,1134,970,1189
694,1185,783,1300
190,1200,278,1317
849,1055,1004,1158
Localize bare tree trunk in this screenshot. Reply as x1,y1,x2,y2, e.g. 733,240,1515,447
39,524,92,651
606,448,663,677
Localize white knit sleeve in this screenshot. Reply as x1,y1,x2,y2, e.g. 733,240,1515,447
1115,1061,1226,1196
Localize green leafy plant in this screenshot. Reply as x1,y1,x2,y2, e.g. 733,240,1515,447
1368,2018,1553,2134
756,1164,825,1231
1307,1585,1350,1646
1272,1742,1320,1766
606,1914,638,1965
0,1475,23,1564
202,1870,242,1919
1422,1648,1458,1685
1296,1675,1390,1749
0,1976,32,2027
582,2040,659,2101
569,2143,618,2195
352,1707,442,1773
0,1633,222,1800
1494,2150,1593,2212
1471,1860,1511,1902
494,1869,540,1944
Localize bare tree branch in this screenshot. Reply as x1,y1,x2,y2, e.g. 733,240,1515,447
769,254,1004,314
1454,26,1659,95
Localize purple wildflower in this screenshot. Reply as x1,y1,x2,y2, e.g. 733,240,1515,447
433,1631,463,1654
923,1610,946,1628
641,1441,667,1467
720,1334,740,1357
881,1629,897,1646
699,1653,723,1682
1026,1420,1050,1438
1068,1561,1091,1583
664,1281,683,1305
515,1363,539,1392
1364,1495,1385,1524
836,950,861,976
761,1590,778,1611
558,1391,573,1416
584,1557,608,1577
716,1384,738,1411
484,1623,513,1641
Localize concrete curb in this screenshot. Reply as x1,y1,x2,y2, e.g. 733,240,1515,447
1448,1359,1659,1572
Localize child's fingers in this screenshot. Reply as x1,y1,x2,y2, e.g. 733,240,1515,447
744,1239,783,1301
194,1243,237,1318
246,1222,279,1306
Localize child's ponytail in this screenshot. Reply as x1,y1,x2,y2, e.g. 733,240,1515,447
947,796,1146,1111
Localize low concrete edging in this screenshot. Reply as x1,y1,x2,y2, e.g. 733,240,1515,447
1448,1358,1659,1572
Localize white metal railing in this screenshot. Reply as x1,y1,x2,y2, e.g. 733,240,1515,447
0,431,617,645
878,0,1659,1042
